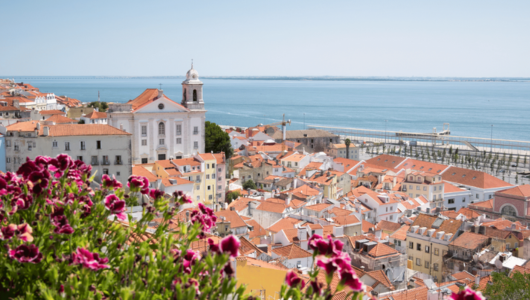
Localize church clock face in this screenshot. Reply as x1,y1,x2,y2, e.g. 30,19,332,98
158,103,164,110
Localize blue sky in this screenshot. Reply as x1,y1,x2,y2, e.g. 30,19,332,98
1,0,529,77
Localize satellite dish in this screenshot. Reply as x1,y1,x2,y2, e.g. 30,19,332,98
495,259,503,270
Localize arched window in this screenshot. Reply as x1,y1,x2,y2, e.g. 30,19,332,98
183,89,187,101
501,205,517,217
193,89,197,102
158,122,165,135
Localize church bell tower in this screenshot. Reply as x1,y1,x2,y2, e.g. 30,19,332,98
181,62,205,111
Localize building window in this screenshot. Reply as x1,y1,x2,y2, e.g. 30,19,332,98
96,141,101,149
65,142,70,151
80,141,86,150
141,125,147,136
142,158,148,164
463,198,466,202
103,169,109,175
6,157,10,163
218,185,222,190
102,156,109,165
207,185,211,191
416,258,421,266
194,141,198,149
212,174,215,179
142,139,147,146
193,126,199,135
176,138,182,144
159,139,165,145
208,195,213,200
433,263,439,271
206,175,210,180
117,172,120,176
416,186,420,190
115,156,122,165
409,242,413,249
176,125,182,135
425,246,430,253
423,187,427,191
158,154,166,160
434,248,439,256
77,156,83,162
425,261,430,269
206,164,210,169
212,163,215,169
417,243,421,251
91,156,98,165
196,185,200,190
448,199,455,204
193,89,197,101
158,122,165,135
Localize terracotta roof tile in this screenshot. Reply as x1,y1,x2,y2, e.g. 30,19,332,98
365,154,407,169
132,166,157,182
496,185,530,198
215,210,247,229
267,217,303,233
84,110,107,119
442,166,513,189
376,220,403,233
451,232,489,250
443,181,467,193
470,199,493,209
256,201,287,214
239,236,264,255
390,225,410,240
127,89,188,112
245,219,267,239
45,114,77,124
272,244,312,259
365,270,394,290
227,197,254,213
367,243,399,257
362,220,375,233
332,215,360,226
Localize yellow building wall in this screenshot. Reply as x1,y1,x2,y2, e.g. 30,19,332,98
407,236,447,282
203,158,217,205
236,262,288,300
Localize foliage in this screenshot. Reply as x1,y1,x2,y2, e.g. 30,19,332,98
242,179,257,191
345,139,351,159
87,101,108,112
78,119,85,124
226,191,240,204
205,121,233,159
0,154,246,299
484,271,530,300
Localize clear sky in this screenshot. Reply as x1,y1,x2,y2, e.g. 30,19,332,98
1,0,529,77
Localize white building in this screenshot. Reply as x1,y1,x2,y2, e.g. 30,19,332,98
80,111,108,124
442,181,472,211
107,65,206,164
4,121,131,183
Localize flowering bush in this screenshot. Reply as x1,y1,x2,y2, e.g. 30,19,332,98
0,154,485,300
0,155,246,299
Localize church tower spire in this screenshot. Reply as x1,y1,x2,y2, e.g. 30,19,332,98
181,61,204,111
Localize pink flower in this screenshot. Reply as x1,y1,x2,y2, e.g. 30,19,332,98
71,248,110,271
16,158,41,179
50,207,75,235
220,235,240,258
0,224,17,240
223,262,235,277
104,194,127,221
285,270,305,288
309,234,344,256
451,287,485,300
340,270,364,291
149,188,165,200
310,280,323,296
102,174,123,190
9,244,43,264
208,238,221,254
190,203,217,234
316,252,353,275
173,191,193,204
28,169,51,194
17,223,34,242
128,175,149,194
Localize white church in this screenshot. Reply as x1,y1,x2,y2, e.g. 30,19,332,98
107,65,206,164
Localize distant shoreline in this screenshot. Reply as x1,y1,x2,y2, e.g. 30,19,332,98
1,76,529,82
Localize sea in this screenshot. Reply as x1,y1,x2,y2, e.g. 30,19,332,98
6,77,530,141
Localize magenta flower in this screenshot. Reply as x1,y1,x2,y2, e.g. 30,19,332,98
310,280,323,296
340,270,364,291
149,188,165,200
190,203,217,235
48,154,74,172
28,169,51,194
208,238,221,254
17,223,34,242
223,262,235,277
9,244,43,264
451,287,485,300
220,235,240,258
16,158,41,179
0,224,17,240
102,174,123,190
53,216,74,235
309,234,344,257
71,248,110,271
285,270,305,288
173,191,193,204
104,194,127,221
316,252,353,275
127,175,149,194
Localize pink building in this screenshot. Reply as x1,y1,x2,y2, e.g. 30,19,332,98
470,185,530,225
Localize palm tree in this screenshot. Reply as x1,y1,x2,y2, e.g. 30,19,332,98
345,138,351,159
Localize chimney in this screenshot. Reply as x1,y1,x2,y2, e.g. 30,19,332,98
248,201,252,216
475,276,480,287
158,89,164,98
511,223,516,230
185,211,190,222
13,100,19,108
286,193,292,206
375,230,382,240
43,126,49,136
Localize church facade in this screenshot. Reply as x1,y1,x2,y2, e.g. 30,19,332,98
107,65,206,164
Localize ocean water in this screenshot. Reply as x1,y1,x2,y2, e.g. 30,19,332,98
8,77,530,141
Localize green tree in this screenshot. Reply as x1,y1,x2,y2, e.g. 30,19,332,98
78,119,85,124
205,121,233,159
484,271,530,300
243,179,257,190
345,138,351,159
226,190,240,204
87,101,108,112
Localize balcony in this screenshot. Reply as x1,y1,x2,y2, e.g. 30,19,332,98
115,160,123,165
193,131,199,135
91,161,99,166
102,160,110,165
